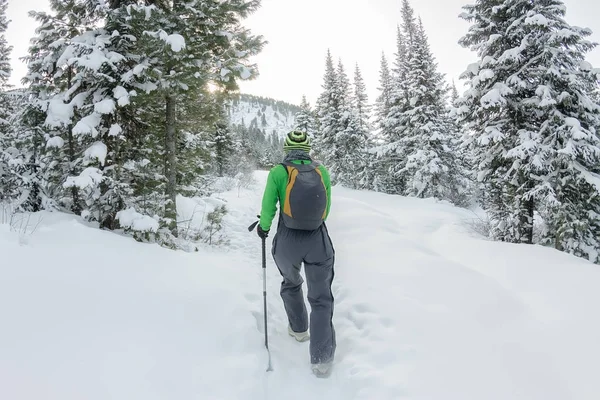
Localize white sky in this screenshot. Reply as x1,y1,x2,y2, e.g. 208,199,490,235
6,0,600,105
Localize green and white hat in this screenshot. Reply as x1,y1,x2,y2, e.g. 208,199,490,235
283,131,311,153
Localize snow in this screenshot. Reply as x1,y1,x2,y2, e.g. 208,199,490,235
73,113,102,137
525,14,550,26
113,86,129,101
499,46,523,63
84,142,108,166
240,66,252,80
580,60,593,72
94,99,116,115
465,62,479,76
564,117,582,130
45,97,74,128
63,167,103,189
166,34,186,52
478,69,495,80
77,48,112,72
220,67,231,78
116,208,160,233
109,124,123,137
2,172,600,399
46,136,65,149
481,88,507,108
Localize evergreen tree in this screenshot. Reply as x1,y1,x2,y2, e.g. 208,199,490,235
375,53,392,137
314,50,341,164
0,0,13,202
329,59,353,184
15,0,264,244
212,95,236,177
314,53,368,187
450,81,459,106
333,60,368,188
126,0,263,234
353,64,372,133
336,59,352,111
399,17,462,201
17,0,97,213
294,95,316,136
377,21,411,194
457,0,600,262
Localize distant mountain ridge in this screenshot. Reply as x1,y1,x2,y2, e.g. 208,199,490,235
228,94,301,139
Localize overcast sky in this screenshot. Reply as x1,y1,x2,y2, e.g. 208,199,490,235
6,0,600,105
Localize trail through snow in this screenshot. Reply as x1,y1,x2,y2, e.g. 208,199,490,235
1,171,600,400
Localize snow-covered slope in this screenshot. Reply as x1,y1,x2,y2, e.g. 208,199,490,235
228,94,299,138
2,173,600,400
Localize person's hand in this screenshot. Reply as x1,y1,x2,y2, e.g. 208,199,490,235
257,225,269,239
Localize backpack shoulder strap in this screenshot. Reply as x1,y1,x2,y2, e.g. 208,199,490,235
281,160,318,174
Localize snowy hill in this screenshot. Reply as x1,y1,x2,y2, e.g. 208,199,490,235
2,173,600,400
228,94,300,139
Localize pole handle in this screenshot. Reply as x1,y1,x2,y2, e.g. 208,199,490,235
247,215,261,232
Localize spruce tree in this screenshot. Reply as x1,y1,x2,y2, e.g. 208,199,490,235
377,22,411,194
0,0,9,98
450,81,459,106
375,53,392,138
457,0,600,262
336,61,369,189
212,96,236,177
0,0,12,202
294,95,316,136
16,0,264,244
330,59,355,185
314,50,341,164
399,17,461,201
353,64,372,133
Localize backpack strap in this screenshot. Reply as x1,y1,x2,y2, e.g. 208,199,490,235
280,160,320,176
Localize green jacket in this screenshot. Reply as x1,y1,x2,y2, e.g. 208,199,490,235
260,160,332,231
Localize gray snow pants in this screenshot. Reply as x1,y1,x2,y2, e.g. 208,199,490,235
272,221,336,365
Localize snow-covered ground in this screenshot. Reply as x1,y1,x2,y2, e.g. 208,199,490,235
1,171,599,400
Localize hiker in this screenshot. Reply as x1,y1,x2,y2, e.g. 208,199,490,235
256,130,336,377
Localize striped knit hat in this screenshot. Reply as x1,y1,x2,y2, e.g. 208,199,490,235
283,131,311,153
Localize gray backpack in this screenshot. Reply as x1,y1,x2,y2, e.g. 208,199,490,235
280,160,327,231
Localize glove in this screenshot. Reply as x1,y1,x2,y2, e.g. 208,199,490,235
257,225,269,239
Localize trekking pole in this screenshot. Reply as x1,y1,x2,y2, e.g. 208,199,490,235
261,236,273,372
248,218,273,372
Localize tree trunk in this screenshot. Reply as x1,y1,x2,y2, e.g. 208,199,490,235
165,93,178,236
525,197,534,244
29,133,42,212
67,67,81,215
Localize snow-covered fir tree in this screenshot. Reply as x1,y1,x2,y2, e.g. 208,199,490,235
336,59,352,112
0,0,10,99
0,0,13,202
352,64,372,133
314,50,341,164
399,18,463,201
117,0,263,234
457,0,600,262
375,53,393,138
212,96,236,177
335,61,369,189
376,22,411,194
374,0,464,202
294,95,317,137
450,81,459,106
14,0,263,243
314,52,369,188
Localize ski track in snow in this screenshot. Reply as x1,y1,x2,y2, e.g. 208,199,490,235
1,171,600,400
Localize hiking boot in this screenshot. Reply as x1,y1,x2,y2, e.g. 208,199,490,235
288,325,310,342
311,362,333,378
